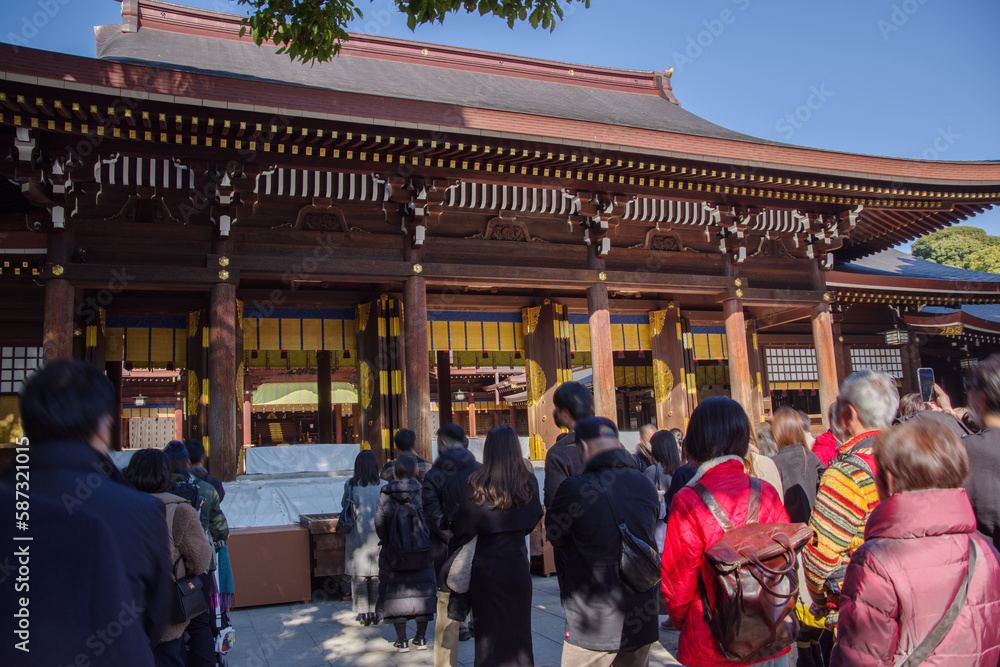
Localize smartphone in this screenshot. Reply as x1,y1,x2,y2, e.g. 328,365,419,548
918,367,935,403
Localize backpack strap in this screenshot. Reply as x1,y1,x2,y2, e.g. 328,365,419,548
895,536,978,667
692,477,760,532
692,483,734,532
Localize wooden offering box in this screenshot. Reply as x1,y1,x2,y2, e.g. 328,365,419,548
299,513,347,577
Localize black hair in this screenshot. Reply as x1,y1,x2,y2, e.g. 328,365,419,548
553,382,594,421
437,422,468,448
685,396,750,464
123,449,173,494
650,430,681,475
19,359,117,444
394,455,417,480
394,428,416,452
350,450,380,487
184,438,206,464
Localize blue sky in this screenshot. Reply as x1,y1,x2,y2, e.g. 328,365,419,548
3,0,998,251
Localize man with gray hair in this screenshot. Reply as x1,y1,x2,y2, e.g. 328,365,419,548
802,370,898,639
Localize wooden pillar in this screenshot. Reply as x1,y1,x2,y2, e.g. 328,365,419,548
243,398,252,445
746,324,766,424
468,401,477,438
587,281,616,423
105,361,124,451
723,298,753,418
437,351,453,426
42,231,74,364
334,404,343,443
43,279,74,363
649,304,687,431
832,322,848,385
175,399,184,441
404,276,431,460
523,301,572,459
812,303,839,427
209,282,238,482
355,296,405,467
317,351,334,443
900,333,921,397
509,405,516,430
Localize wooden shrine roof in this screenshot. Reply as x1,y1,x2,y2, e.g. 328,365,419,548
828,249,1000,307
0,0,998,262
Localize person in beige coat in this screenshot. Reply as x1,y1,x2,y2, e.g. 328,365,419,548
126,449,213,667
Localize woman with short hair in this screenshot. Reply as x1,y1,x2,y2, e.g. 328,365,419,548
451,425,543,667
661,397,793,667
831,420,1000,666
124,449,212,667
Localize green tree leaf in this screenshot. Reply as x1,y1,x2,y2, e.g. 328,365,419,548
236,0,590,64
912,226,999,271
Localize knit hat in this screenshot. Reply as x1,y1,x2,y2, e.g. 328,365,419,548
163,439,190,461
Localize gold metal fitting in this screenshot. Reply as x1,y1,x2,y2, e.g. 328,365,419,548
838,336,844,342
823,292,832,302
735,288,744,298
421,48,429,56
598,271,607,281
51,264,64,276
218,256,230,267
413,263,423,274
734,278,742,287
218,269,230,280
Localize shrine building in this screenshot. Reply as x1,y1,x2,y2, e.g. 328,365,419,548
2,0,999,481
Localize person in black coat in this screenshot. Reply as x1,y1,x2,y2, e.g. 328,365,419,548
543,382,593,509
0,360,172,658
769,407,824,524
184,438,225,501
964,355,1000,551
547,417,660,664
451,425,543,667
422,423,480,664
0,489,154,667
375,457,437,652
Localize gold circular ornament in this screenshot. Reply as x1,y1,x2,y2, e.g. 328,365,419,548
219,256,230,267
51,264,64,276
598,271,607,281
218,269,230,280
413,263,423,274
735,288,744,298
734,278,742,287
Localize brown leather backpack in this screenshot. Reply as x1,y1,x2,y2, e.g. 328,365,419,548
694,477,813,663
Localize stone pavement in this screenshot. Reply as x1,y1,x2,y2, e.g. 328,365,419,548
227,574,682,666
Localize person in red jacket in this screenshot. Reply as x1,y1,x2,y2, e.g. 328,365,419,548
831,419,1000,666
811,402,840,468
661,397,793,667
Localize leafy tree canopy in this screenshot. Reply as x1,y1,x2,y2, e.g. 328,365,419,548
911,226,1000,272
238,0,591,63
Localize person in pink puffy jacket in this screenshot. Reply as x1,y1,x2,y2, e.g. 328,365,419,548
831,419,1000,667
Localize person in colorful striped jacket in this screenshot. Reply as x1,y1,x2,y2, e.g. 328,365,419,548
802,370,899,632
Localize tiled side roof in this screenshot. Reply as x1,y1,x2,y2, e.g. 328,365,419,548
95,25,777,147
838,248,1000,283
922,305,1000,325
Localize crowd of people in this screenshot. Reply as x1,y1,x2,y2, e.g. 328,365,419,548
4,356,1000,666
0,360,232,667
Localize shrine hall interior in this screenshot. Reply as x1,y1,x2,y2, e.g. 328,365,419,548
1,0,999,481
